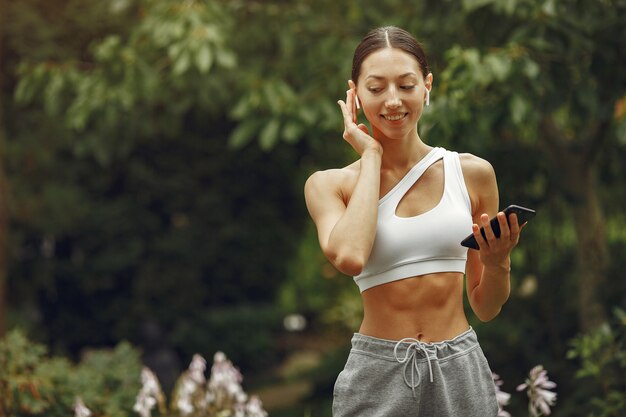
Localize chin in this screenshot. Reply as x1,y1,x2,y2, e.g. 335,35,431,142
374,126,414,142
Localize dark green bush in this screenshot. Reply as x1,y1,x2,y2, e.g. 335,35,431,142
566,308,626,417
171,304,284,374
0,329,142,417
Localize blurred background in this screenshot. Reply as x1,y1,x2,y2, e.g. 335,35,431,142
1,0,625,416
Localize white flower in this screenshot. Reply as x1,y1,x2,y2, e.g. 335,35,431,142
133,391,156,417
134,367,165,417
245,396,268,417
208,351,245,402
235,391,248,404
205,390,215,403
174,357,206,416
189,353,207,384
517,365,557,416
181,378,197,395
141,367,161,395
492,373,511,417
74,397,92,417
176,396,194,416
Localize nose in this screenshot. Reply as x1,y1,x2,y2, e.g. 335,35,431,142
385,87,401,109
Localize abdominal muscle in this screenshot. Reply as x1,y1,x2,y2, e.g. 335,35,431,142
359,271,469,343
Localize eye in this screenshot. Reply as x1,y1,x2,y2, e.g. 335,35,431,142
368,87,382,93
400,85,416,90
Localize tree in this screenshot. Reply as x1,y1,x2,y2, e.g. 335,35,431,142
3,0,308,366
0,0,8,337
418,0,626,332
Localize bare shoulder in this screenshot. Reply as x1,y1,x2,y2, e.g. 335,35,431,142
459,153,498,214
459,153,496,186
304,161,360,202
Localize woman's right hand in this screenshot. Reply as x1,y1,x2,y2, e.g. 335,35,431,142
337,80,383,156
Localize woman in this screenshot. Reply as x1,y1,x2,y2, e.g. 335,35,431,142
304,26,524,416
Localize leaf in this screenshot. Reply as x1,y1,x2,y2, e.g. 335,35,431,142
298,106,317,126
263,83,281,113
259,118,281,150
216,50,237,68
462,0,495,12
167,43,184,60
93,35,121,62
523,59,540,79
485,54,511,82
228,120,259,149
195,45,213,73
282,120,304,143
230,97,250,119
14,77,37,104
44,72,67,115
275,81,297,103
509,95,528,124
172,50,191,75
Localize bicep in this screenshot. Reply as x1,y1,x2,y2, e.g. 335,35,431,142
465,249,483,293
462,156,499,288
304,172,347,255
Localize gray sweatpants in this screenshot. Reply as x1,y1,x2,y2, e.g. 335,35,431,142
332,328,499,417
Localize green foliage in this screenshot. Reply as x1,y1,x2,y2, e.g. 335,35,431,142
0,330,272,417
0,330,53,415
4,1,312,370
0,329,142,417
2,1,626,415
13,0,237,164
72,343,143,417
566,308,626,417
279,224,345,315
171,304,284,374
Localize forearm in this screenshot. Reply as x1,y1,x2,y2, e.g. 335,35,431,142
469,259,511,322
327,149,381,274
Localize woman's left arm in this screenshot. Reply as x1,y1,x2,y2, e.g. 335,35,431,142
462,155,523,322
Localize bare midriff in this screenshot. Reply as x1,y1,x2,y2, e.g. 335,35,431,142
359,271,469,343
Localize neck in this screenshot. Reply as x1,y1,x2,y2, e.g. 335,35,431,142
373,126,432,171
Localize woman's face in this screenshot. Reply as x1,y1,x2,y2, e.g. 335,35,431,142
356,47,431,141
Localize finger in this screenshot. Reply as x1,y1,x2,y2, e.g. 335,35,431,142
497,212,510,241
345,88,357,122
472,223,488,250
347,80,359,120
508,213,520,236
357,123,369,135
337,99,352,125
481,213,497,245
347,90,358,124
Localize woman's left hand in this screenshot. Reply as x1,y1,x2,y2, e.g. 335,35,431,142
472,212,525,268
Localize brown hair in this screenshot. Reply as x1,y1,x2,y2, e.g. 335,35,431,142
351,26,429,83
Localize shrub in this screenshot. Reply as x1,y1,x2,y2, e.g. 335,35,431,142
0,329,142,417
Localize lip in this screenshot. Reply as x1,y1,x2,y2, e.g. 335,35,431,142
381,112,409,123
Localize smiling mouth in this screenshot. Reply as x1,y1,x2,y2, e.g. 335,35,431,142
382,113,408,121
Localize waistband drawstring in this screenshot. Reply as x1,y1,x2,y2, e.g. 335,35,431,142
394,338,436,397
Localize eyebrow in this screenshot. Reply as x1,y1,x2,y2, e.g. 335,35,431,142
365,72,419,81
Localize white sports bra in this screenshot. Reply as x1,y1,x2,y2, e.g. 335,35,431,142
353,147,473,292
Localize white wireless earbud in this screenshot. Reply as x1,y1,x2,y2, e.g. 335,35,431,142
355,95,361,110
425,89,430,107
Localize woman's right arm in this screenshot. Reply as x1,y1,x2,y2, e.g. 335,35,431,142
305,149,381,276
304,85,382,276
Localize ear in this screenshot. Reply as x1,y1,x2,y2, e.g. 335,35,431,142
424,72,433,91
348,79,360,109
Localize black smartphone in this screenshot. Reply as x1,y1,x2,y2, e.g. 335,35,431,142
461,204,536,250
